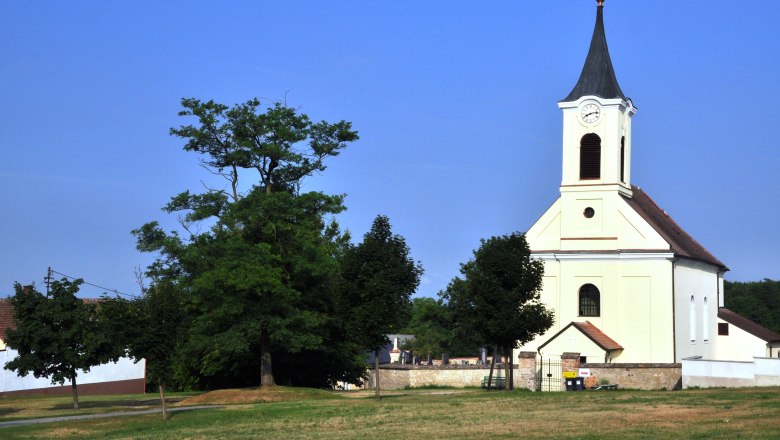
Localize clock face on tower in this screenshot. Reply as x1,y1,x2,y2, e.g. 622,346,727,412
580,102,601,124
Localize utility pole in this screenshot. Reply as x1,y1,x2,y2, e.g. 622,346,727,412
45,266,52,297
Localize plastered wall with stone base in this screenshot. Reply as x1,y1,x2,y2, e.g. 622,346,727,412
367,364,532,391
583,363,682,390
682,357,780,389
366,352,682,391
516,352,537,391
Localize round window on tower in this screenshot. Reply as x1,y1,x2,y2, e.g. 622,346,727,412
583,207,595,218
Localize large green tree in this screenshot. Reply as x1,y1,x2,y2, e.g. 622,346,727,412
725,279,780,334
443,232,554,390
134,97,358,388
4,280,121,409
338,215,423,398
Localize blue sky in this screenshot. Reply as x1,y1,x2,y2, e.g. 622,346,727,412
1,1,778,298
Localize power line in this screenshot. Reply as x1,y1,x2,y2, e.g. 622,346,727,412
47,268,138,299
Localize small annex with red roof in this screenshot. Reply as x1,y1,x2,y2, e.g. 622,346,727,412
538,321,623,363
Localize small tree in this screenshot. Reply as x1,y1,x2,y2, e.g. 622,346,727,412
402,297,451,363
100,278,186,420
445,232,554,390
339,215,423,399
4,280,120,409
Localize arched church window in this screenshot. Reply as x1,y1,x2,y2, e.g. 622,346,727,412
579,284,600,317
690,295,697,344
703,297,709,343
580,134,601,179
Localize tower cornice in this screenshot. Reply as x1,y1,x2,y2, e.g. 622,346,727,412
558,96,635,113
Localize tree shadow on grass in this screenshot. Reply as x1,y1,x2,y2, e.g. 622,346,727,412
360,394,410,401
49,397,186,411
0,407,21,418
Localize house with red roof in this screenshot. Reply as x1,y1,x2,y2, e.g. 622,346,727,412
0,299,146,397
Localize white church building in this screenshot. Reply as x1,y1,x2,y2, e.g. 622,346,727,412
519,2,780,365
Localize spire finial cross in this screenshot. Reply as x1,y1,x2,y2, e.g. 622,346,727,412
597,0,605,6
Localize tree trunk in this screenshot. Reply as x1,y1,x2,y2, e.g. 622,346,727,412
504,345,511,391
374,349,380,400
260,330,275,387
508,345,514,390
159,383,168,420
487,346,496,390
70,376,79,409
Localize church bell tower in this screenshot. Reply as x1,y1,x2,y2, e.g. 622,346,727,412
558,1,635,199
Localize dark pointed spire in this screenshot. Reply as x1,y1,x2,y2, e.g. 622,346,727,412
562,3,625,102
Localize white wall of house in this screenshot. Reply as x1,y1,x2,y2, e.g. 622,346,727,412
673,260,721,362
0,348,145,393
714,318,775,361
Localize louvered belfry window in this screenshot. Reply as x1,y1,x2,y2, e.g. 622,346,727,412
580,133,601,179
579,284,600,317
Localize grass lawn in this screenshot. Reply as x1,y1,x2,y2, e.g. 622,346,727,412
1,386,779,439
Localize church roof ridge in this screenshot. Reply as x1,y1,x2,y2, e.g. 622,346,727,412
624,185,727,270
561,3,626,102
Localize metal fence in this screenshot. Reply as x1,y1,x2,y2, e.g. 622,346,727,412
538,357,563,392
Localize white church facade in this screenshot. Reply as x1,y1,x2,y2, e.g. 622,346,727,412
519,2,780,365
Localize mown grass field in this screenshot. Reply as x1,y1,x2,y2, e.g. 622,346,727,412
1,386,779,439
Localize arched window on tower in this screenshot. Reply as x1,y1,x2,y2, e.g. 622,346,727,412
579,284,600,317
580,134,601,180
620,136,626,183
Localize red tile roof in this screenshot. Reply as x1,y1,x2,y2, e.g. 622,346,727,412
0,299,13,342
0,297,102,343
572,321,624,351
718,308,780,343
624,186,727,270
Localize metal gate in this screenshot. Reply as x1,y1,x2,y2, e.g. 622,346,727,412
537,357,563,392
